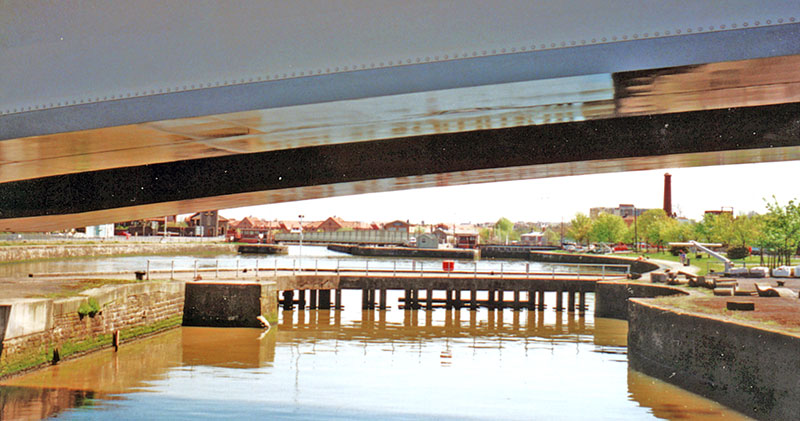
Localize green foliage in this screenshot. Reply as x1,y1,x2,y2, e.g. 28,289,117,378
494,217,513,233
762,197,800,266
694,213,734,245
77,297,101,318
543,226,562,246
479,227,493,243
637,209,670,247
567,213,593,245
589,213,627,244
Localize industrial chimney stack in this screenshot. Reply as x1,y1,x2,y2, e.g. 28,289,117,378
663,173,672,217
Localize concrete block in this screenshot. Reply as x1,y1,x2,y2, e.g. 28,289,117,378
650,273,668,283
2,299,53,339
183,282,269,328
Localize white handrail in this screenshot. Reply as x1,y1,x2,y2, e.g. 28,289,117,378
139,258,631,279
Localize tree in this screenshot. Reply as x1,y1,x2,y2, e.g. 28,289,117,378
589,213,627,244
637,209,669,249
567,213,592,245
694,213,734,245
731,214,761,247
494,217,519,243
763,197,800,266
543,226,562,246
661,219,693,243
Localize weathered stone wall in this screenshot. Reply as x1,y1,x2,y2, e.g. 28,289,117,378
183,281,278,328
0,243,236,262
595,281,686,320
628,299,800,420
328,244,478,259
0,281,185,378
529,251,660,274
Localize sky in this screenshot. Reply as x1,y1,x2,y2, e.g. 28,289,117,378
217,161,800,225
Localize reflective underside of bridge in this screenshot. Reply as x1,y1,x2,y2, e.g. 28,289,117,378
2,8,800,231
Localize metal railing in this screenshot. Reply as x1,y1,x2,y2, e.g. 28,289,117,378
141,258,630,281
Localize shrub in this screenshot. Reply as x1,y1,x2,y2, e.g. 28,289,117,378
726,246,750,260
669,246,688,256
77,297,101,318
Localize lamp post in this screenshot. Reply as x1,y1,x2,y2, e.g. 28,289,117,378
634,207,639,252
298,214,304,271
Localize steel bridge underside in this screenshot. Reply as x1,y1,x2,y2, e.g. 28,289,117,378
2,23,800,231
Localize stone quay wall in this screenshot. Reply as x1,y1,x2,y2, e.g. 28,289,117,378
0,243,236,262
628,298,800,420
0,281,185,378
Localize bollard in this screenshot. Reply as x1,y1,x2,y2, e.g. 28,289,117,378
194,260,198,279
366,260,369,276
113,330,120,352
216,260,219,278
602,265,605,280
236,259,240,277
393,261,396,277
146,259,150,281
170,260,174,280
256,260,259,277
315,259,318,275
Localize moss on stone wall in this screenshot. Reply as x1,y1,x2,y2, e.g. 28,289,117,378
0,314,183,379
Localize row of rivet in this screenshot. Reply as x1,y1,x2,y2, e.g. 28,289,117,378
1,18,796,116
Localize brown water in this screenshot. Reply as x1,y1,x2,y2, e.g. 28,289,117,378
0,291,750,420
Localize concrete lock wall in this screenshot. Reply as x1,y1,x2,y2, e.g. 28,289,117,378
183,282,278,328
595,282,687,320
529,251,659,274
0,281,185,378
0,243,236,263
627,299,800,420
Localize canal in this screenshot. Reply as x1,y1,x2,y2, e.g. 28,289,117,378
0,247,749,419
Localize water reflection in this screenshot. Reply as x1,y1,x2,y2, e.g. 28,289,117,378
1,304,749,420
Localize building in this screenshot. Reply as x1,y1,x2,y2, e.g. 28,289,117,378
315,217,374,232
520,231,545,246
187,211,230,237
417,233,439,249
383,220,411,234
589,204,652,219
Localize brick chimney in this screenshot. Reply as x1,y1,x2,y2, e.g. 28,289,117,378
663,173,672,217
